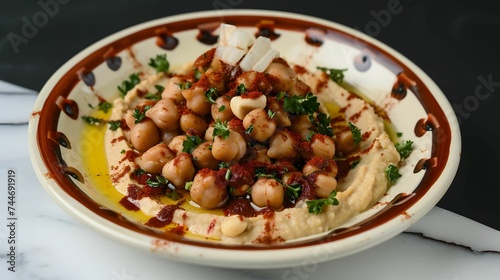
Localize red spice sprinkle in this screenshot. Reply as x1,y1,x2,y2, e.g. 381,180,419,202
119,196,139,211
206,218,217,235
240,91,263,99
168,225,188,236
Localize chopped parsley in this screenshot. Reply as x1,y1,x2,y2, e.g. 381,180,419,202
166,189,180,200
385,164,402,183
185,181,193,191
311,113,334,137
350,158,361,169
306,190,339,214
245,124,254,134
108,120,122,131
146,175,168,188
182,135,203,154
218,161,228,169
236,83,247,95
348,122,362,145
148,54,170,73
305,130,315,141
205,87,219,104
212,119,230,139
218,105,226,112
283,92,320,115
98,101,112,113
81,116,104,125
286,183,302,200
395,140,414,159
267,109,276,119
144,84,165,101
132,105,151,124
177,81,192,90
396,132,403,137
225,169,231,181
118,73,141,97
317,67,348,84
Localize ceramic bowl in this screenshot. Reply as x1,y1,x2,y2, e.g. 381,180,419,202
28,10,461,268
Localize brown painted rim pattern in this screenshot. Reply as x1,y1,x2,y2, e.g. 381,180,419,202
35,12,454,250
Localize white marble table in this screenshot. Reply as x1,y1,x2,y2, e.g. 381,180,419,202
1,80,500,279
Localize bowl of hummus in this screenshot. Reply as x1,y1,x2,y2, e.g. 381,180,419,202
28,10,461,268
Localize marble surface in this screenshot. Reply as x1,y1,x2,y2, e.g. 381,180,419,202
1,81,500,279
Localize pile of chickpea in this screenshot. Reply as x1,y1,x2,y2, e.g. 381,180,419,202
122,49,349,211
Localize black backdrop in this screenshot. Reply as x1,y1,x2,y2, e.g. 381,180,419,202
1,0,499,231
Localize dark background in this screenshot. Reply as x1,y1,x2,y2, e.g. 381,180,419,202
1,0,499,231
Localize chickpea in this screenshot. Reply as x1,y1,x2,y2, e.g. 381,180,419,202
267,130,297,160
211,96,234,122
179,112,208,135
251,178,284,209
288,79,311,97
334,129,356,156
290,115,312,141
264,59,296,92
204,126,215,142
310,134,336,159
242,109,276,142
308,171,337,198
202,68,225,92
168,135,187,155
139,143,175,174
267,98,291,127
281,172,305,187
246,145,271,164
160,130,180,145
190,169,228,209
230,94,267,120
182,86,211,115
130,118,160,152
161,77,185,103
192,142,220,170
145,98,180,131
303,157,338,177
211,130,247,163
234,71,272,94
161,153,195,188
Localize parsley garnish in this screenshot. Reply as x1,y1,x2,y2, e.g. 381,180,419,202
146,175,168,188
182,135,203,154
205,87,219,104
120,149,126,154
283,92,319,115
218,161,228,169
267,109,276,119
395,140,414,159
396,132,403,137
305,131,315,141
98,101,112,113
350,158,361,169
236,84,247,95
118,73,140,97
148,54,170,73
317,67,347,84
212,119,230,139
245,124,254,134
81,116,104,125
312,113,334,137
185,181,193,191
166,189,180,200
144,84,165,100
385,164,401,183
132,106,151,124
286,183,302,200
306,190,339,214
219,105,226,112
225,169,231,181
348,122,362,145
108,120,121,131
177,82,192,90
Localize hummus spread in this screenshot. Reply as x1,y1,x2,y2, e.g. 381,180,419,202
103,25,401,244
